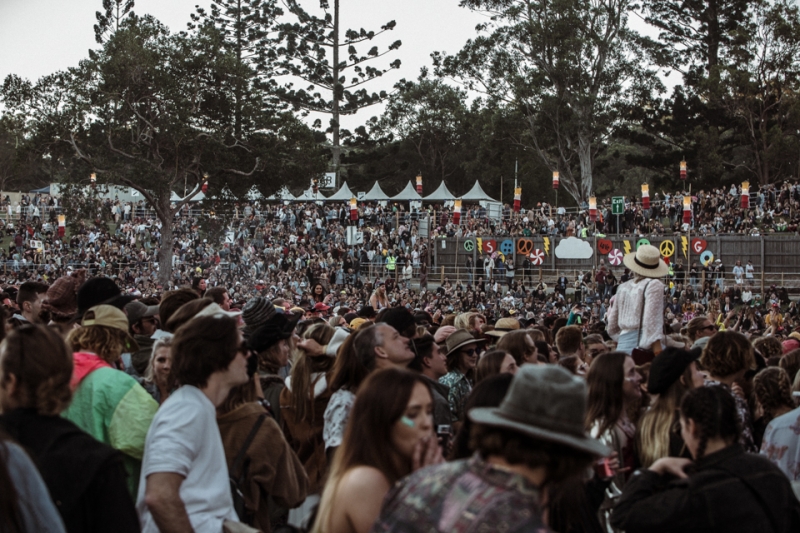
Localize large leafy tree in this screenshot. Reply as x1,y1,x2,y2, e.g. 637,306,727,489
1,15,324,283
434,0,657,204
277,0,402,180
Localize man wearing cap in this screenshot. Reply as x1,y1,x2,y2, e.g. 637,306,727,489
62,305,159,497
372,365,609,532
125,300,160,377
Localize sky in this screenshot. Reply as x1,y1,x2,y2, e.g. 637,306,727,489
0,0,488,129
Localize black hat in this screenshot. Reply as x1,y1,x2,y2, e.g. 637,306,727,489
249,313,294,353
242,296,276,333
377,307,416,337
647,347,701,395
358,305,376,318
77,277,122,315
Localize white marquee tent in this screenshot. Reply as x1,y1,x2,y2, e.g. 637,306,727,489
362,181,390,201
391,181,423,201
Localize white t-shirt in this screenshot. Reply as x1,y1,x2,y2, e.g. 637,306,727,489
137,385,236,533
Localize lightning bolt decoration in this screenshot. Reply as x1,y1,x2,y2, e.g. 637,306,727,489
476,237,483,253
623,240,631,255
681,236,688,258
543,237,550,255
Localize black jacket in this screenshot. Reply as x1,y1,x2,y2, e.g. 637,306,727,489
0,409,139,533
611,444,800,533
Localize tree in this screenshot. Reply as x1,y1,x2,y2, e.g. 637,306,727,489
190,0,285,136
721,0,800,185
372,76,470,183
277,0,402,179
435,0,657,204
94,0,136,43
2,15,325,284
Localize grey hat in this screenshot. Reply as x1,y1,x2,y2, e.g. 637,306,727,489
125,300,159,327
469,365,610,457
242,296,276,333
444,329,486,356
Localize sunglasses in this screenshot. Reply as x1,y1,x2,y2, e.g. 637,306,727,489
701,324,717,332
460,348,478,356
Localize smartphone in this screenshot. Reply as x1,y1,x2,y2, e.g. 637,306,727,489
437,424,451,450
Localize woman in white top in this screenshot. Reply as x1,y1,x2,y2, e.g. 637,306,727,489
607,245,668,355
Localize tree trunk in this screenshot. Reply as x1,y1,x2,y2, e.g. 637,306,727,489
577,131,593,203
331,0,341,180
156,195,174,286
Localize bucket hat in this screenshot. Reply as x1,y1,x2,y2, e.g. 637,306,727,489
444,329,486,356
622,244,669,278
469,365,610,457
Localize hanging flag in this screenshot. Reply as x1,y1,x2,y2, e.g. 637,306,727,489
552,171,560,190
90,172,96,188
680,160,687,181
641,184,650,209
416,174,422,194
589,196,597,222
57,214,66,237
201,173,209,194
513,187,522,212
453,199,462,225
682,195,692,224
350,198,358,221
741,181,750,209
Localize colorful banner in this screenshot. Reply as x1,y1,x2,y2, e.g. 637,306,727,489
416,174,422,194
552,171,560,190
641,184,650,209
513,187,521,212
350,198,358,221
741,181,750,209
453,199,462,225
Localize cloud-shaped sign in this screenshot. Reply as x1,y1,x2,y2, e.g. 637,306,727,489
555,237,594,259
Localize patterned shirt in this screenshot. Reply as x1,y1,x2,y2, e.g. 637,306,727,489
438,370,472,423
371,454,550,533
760,406,800,480
705,380,757,453
323,389,355,450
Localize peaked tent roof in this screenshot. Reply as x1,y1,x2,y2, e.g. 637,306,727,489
391,181,423,201
362,181,390,201
325,181,356,201
423,181,456,201
293,187,326,202
266,186,294,201
461,181,498,202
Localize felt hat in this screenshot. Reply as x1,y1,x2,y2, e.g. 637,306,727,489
647,347,701,395
444,329,486,356
469,365,609,457
485,317,521,338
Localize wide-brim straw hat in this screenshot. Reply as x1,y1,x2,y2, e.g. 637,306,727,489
622,244,669,278
470,365,610,457
485,317,521,338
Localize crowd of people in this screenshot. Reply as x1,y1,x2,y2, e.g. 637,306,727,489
1,240,800,533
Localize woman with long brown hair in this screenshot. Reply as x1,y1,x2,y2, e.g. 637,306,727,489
585,351,643,532
496,329,539,366
311,368,442,533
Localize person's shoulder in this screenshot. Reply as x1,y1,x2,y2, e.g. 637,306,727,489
340,465,392,495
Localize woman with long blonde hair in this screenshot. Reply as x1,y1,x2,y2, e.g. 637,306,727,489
636,348,705,468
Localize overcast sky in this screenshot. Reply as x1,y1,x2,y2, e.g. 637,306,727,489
0,0,488,129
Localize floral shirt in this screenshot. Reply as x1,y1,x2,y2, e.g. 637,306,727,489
705,380,757,453
323,389,355,451
760,406,800,480
371,454,551,533
438,370,472,423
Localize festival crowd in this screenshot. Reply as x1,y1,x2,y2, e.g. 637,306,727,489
1,231,800,532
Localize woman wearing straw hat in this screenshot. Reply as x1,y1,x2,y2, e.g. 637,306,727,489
607,245,669,355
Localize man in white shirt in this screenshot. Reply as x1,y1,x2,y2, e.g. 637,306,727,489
137,314,250,533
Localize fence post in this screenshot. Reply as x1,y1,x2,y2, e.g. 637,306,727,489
760,237,765,298
440,265,445,285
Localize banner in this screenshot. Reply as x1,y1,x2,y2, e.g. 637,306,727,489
641,184,650,209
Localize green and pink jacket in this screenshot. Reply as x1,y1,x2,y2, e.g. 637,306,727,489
62,352,158,496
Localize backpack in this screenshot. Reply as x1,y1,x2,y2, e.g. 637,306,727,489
229,413,267,525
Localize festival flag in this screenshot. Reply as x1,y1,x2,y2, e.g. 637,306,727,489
641,184,650,209
201,173,209,194
350,197,358,221
90,172,96,188
416,174,422,194
741,181,750,209
513,187,522,212
552,171,560,190
682,195,692,224
589,196,597,222
680,160,687,181
453,199,462,225
57,214,66,237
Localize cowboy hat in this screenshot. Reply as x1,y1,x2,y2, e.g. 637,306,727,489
622,244,669,278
